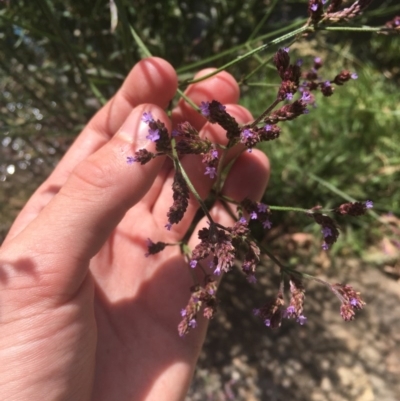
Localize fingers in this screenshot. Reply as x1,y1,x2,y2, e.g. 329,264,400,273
5,57,178,242
3,105,171,296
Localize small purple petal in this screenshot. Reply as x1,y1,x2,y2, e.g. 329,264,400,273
250,211,258,220
311,4,318,11
188,319,197,328
141,112,154,123
264,319,271,327
262,219,272,229
322,242,329,251
190,259,198,268
199,101,210,116
180,309,187,317
127,156,136,164
283,47,290,53
314,57,322,64
258,203,268,213
365,200,373,209
239,217,247,224
351,72,358,80
264,124,271,132
253,308,261,316
247,274,257,284
146,128,160,142
165,222,172,231
211,149,219,159
286,93,293,101
297,315,307,325
296,59,303,66
322,226,332,238
205,166,217,179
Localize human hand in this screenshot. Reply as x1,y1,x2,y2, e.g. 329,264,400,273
0,57,270,401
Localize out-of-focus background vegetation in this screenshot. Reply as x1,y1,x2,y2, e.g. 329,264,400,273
1,0,399,256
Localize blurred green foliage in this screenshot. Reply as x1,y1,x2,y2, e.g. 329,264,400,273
1,0,399,251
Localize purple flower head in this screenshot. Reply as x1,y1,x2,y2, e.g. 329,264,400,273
250,211,258,220
241,128,254,143
263,219,272,229
211,149,219,159
258,203,268,213
253,308,261,317
180,309,187,317
283,305,296,318
264,124,271,132
188,319,197,328
296,59,303,67
297,315,307,325
264,319,271,327
324,80,331,87
239,216,247,224
286,93,293,101
314,57,322,64
351,72,358,80
247,148,253,153
322,242,329,251
365,200,373,209
141,112,154,123
247,274,257,284
165,222,172,231
283,47,290,53
205,166,217,179
199,101,210,117
171,129,179,137
322,226,332,238
146,127,160,142
350,298,359,307
214,265,222,276
127,156,137,164
190,259,198,268
311,4,318,11
301,91,312,103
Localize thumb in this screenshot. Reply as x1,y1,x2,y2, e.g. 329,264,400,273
3,105,170,295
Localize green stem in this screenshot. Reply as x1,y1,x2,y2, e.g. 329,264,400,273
182,25,310,86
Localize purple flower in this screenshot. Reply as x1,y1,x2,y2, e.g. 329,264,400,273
199,101,210,117
365,200,373,209
253,308,261,316
314,57,322,64
264,125,271,132
165,222,172,231
241,128,254,142
250,211,258,220
351,72,358,80
141,112,154,123
311,4,318,11
324,80,331,87
322,226,332,238
286,93,293,101
188,319,197,328
296,59,303,67
262,219,272,229
301,91,312,103
297,315,307,325
283,47,290,53
211,149,219,159
283,305,295,318
247,274,257,284
127,156,136,164
258,203,268,213
171,129,179,137
180,309,187,317
239,217,247,224
214,265,222,276
190,259,198,268
146,128,160,142
205,166,217,179
322,242,329,251
264,319,271,327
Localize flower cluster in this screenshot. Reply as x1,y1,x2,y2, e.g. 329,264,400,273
178,276,218,337
127,43,373,335
331,283,366,321
308,0,373,25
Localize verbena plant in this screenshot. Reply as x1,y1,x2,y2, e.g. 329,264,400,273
1,0,400,333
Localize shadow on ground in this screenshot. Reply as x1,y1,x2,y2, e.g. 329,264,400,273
187,259,400,401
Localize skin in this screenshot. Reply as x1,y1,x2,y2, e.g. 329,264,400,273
0,57,270,401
